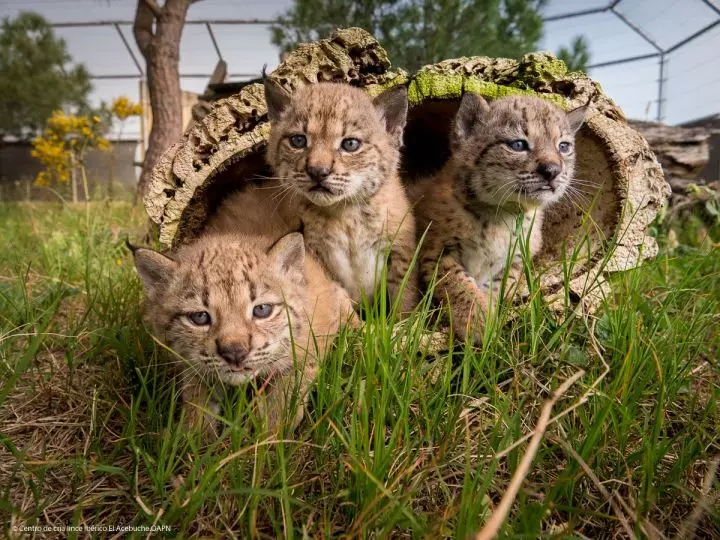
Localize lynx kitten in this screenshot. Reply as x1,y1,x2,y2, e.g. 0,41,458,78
415,93,587,341
133,219,354,435
263,80,419,314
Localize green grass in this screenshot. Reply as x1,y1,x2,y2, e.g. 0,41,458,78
0,201,718,538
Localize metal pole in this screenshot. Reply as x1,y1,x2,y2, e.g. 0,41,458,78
665,19,720,54
611,6,664,53
588,52,660,69
542,5,612,22
700,0,720,16
114,23,144,75
51,19,280,27
657,54,666,122
206,23,223,61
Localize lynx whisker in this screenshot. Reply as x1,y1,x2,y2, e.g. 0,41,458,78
413,93,588,343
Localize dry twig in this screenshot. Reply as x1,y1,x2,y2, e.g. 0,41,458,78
552,435,636,539
673,455,720,540
494,319,609,461
475,370,585,540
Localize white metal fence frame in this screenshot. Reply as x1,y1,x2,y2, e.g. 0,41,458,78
50,0,720,122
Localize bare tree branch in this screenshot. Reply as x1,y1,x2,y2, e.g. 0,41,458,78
133,0,157,58
140,0,163,18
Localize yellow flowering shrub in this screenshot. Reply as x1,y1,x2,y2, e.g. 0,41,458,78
31,111,110,187
32,97,142,189
111,96,143,121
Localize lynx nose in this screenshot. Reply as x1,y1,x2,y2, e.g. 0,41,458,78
307,166,331,184
537,162,562,182
216,339,248,366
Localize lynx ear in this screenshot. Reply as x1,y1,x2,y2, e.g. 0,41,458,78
263,76,292,122
373,85,408,144
567,104,589,134
267,232,305,277
452,92,489,150
133,248,176,298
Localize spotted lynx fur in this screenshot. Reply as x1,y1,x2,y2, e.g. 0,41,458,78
414,93,587,342
133,194,355,436
262,81,419,314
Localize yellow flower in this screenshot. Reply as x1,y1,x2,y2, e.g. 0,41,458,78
32,108,113,187
112,96,143,120
34,170,49,187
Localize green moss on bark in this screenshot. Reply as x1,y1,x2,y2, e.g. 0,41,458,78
408,72,567,108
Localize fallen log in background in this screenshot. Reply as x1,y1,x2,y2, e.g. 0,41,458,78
629,119,713,204
145,27,669,313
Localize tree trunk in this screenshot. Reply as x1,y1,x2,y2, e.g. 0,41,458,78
133,0,193,202
142,28,670,314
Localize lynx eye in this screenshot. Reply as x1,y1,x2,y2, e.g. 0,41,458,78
252,304,274,319
506,139,529,152
340,138,361,152
288,134,307,149
558,141,572,154
187,311,211,326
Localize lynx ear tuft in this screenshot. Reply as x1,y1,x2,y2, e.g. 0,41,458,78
263,74,292,122
567,104,589,134
373,85,409,144
267,232,305,276
125,237,139,254
452,92,489,150
133,248,176,298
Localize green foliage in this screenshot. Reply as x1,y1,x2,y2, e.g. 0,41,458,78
272,0,548,72
557,35,591,73
0,12,92,139
0,203,718,537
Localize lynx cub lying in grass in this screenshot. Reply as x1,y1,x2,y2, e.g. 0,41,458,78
415,93,587,342
262,80,419,314
132,210,355,436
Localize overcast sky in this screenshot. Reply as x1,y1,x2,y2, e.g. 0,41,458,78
2,0,719,139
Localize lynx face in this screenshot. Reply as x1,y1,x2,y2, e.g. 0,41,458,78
451,94,587,208
264,82,406,207
133,233,309,386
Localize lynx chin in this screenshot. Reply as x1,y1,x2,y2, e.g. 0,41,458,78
263,80,419,314
132,214,355,437
414,92,588,342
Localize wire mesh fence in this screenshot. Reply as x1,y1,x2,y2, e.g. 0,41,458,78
4,0,720,138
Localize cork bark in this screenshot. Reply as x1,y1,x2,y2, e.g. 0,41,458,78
145,27,669,313
629,120,712,206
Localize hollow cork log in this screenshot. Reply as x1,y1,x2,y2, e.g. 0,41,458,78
145,27,669,313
